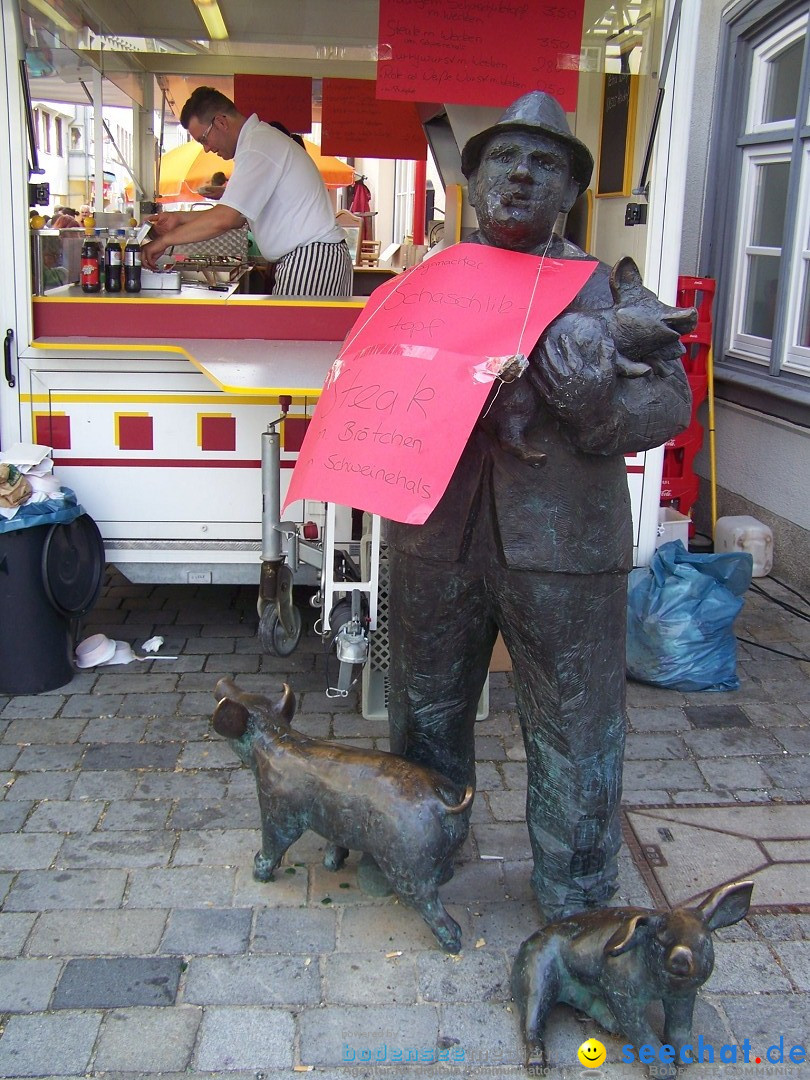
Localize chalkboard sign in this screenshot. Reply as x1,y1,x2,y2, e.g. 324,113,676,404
596,73,639,197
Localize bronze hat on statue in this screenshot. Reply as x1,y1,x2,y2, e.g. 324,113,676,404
461,90,594,194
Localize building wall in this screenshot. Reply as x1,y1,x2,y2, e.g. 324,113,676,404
682,0,809,589
679,0,725,273
575,66,654,272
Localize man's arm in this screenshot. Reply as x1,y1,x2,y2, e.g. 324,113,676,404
141,204,246,269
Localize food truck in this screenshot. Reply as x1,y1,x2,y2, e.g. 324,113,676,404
0,0,700,641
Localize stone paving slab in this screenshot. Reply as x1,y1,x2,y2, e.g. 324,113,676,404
124,866,237,908
0,912,36,956
182,954,322,1005
52,955,184,1009
2,868,128,911
93,1005,202,1071
193,1006,295,1071
58,830,176,868
26,908,168,956
0,1012,103,1077
0,957,62,1010
22,799,105,833
0,833,62,870
161,907,252,955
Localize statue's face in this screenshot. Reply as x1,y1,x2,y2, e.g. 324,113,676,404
469,130,579,251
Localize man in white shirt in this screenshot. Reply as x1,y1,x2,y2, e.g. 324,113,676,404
142,87,353,296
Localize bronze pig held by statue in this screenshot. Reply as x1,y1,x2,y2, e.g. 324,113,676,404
511,879,753,1079
212,679,474,953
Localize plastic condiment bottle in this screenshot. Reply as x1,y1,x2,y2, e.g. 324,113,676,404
124,229,142,293
80,226,101,293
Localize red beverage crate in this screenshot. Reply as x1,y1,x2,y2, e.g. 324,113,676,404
681,327,710,367
677,276,716,325
661,277,714,532
662,438,702,480
660,473,700,514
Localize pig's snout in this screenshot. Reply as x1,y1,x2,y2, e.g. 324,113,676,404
665,944,695,978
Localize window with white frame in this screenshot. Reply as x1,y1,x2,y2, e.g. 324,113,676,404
710,0,810,401
392,159,415,245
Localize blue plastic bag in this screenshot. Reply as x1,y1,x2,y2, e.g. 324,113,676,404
626,540,753,692
0,487,84,534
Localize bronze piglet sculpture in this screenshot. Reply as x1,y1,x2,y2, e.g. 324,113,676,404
511,879,753,1079
212,679,473,953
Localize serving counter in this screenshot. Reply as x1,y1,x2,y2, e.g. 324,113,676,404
21,288,366,583
33,284,364,343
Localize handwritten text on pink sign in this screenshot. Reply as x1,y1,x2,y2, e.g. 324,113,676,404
377,0,585,110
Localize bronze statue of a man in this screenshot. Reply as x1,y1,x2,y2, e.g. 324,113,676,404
385,92,694,922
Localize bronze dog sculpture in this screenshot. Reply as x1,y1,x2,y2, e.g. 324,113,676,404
212,679,473,953
511,879,753,1078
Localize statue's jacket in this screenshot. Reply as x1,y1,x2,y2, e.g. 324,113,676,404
387,239,693,576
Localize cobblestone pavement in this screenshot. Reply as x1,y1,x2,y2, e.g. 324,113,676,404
0,571,808,1079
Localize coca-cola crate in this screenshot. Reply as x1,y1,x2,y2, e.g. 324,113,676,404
682,320,711,347
662,438,702,480
660,474,700,517
677,276,716,325
681,326,711,368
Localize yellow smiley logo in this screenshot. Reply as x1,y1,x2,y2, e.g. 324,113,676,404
577,1038,607,1068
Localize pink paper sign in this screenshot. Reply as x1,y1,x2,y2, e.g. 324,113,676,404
284,245,596,524
377,0,586,110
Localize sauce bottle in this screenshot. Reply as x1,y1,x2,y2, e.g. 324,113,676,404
124,229,142,293
80,227,101,293
104,229,122,292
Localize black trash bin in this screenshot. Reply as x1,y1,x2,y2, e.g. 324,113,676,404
0,513,105,695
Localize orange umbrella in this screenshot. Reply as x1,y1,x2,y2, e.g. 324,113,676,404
301,139,354,189
127,137,353,203
156,141,232,202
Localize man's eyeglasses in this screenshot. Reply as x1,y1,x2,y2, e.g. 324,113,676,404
197,116,220,147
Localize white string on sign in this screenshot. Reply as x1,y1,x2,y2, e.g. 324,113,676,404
481,235,553,419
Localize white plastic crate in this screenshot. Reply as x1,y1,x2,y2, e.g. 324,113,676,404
656,507,691,550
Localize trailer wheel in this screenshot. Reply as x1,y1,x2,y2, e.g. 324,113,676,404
259,605,302,656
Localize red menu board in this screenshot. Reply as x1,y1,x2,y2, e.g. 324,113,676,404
321,78,427,160
233,75,312,133
377,0,585,110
